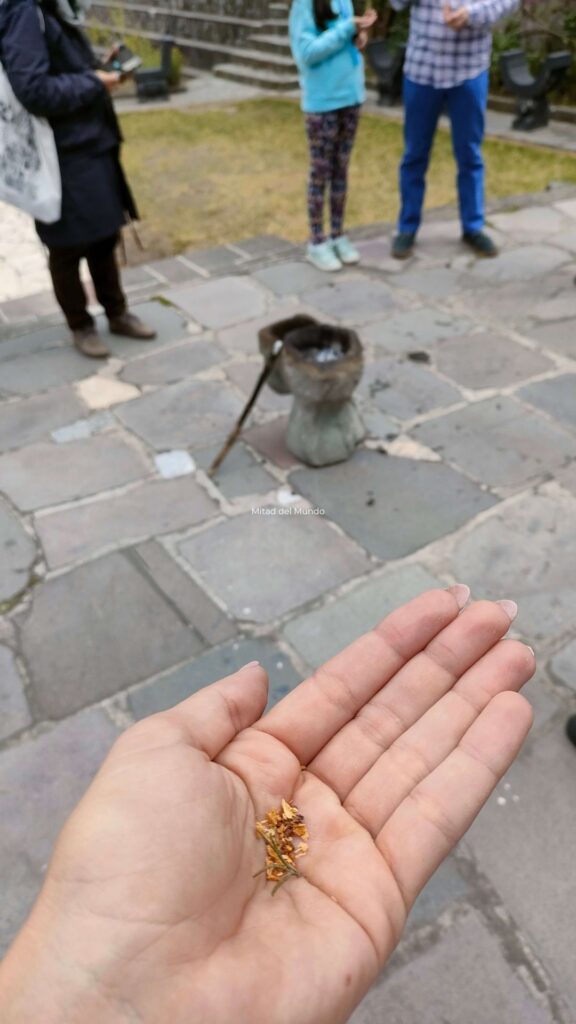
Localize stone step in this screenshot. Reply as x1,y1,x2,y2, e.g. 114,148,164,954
252,18,289,36
269,1,289,12
249,32,293,55
232,46,295,72
213,62,298,90
89,7,262,50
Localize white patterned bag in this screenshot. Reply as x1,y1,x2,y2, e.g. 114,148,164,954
0,62,62,223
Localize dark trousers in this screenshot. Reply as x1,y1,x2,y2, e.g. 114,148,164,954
48,233,126,332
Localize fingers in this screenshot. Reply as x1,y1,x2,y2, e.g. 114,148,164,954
344,639,535,837
376,691,533,909
255,587,467,765
308,599,518,800
162,662,269,758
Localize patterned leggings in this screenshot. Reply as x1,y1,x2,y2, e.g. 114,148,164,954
305,105,361,245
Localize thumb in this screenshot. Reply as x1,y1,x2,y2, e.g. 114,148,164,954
163,662,269,757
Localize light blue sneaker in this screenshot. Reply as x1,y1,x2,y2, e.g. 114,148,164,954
306,241,342,273
332,235,360,265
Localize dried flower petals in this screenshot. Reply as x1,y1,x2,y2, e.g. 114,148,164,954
255,799,309,894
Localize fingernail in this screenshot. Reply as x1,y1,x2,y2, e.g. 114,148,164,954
239,661,260,670
525,645,535,657
497,599,518,622
448,584,470,609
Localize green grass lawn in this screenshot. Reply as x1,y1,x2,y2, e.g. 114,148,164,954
120,97,576,254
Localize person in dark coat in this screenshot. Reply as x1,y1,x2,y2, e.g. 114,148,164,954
0,0,155,357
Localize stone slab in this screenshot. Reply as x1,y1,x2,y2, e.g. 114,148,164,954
75,376,139,410
469,245,569,283
549,638,576,694
116,380,244,451
413,396,575,490
105,301,195,358
179,512,371,623
0,388,87,453
359,357,461,420
0,500,36,604
253,261,327,296
0,321,69,362
408,856,470,930
441,489,576,645
466,730,576,1012
225,359,292,414
350,910,554,1024
490,205,570,240
0,644,31,741
519,375,576,431
361,309,477,356
51,411,113,444
243,416,302,469
395,265,464,299
525,319,576,360
303,278,398,323
35,476,217,568
290,450,497,560
532,293,576,324
147,257,203,285
0,708,120,954
163,277,268,329
435,332,553,390
0,434,149,512
20,552,204,718
154,450,196,478
0,347,95,396
132,540,236,646
284,564,440,668
216,303,312,355
119,339,226,386
129,636,301,720
234,234,295,258
194,442,278,500
182,245,244,274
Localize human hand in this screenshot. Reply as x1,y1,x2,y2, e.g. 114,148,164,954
355,28,369,50
0,588,534,1024
94,69,122,92
443,3,470,29
102,43,121,66
355,7,377,31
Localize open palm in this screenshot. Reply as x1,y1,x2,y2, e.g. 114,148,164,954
0,588,534,1024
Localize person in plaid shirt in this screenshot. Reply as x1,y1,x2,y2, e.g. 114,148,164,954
390,0,519,259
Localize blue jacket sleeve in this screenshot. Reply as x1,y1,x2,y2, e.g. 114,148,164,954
0,0,105,118
290,0,356,69
467,0,520,29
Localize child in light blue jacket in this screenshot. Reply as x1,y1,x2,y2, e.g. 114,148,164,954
290,0,376,271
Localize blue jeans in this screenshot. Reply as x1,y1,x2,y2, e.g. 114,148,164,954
398,71,489,236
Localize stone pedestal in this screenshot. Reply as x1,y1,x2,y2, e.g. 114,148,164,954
258,317,365,467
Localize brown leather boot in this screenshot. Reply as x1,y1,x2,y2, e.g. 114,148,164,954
108,312,157,340
73,327,110,359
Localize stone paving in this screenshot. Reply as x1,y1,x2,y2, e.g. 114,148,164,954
1,187,576,1024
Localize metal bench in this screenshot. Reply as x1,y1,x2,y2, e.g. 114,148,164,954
134,36,174,102
365,40,406,106
500,49,572,131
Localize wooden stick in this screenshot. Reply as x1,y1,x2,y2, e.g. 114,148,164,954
207,341,284,478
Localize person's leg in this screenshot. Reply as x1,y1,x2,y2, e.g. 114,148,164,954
48,245,93,331
447,71,489,236
398,78,445,236
85,234,127,322
305,111,339,245
330,105,361,240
